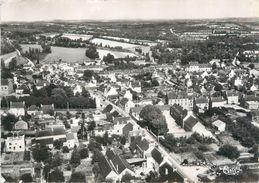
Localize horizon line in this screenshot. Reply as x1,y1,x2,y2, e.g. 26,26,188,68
2,16,259,24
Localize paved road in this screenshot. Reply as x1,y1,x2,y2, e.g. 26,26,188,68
93,91,197,183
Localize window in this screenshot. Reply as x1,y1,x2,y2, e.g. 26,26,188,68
9,143,12,145
165,168,168,175
13,147,15,150
19,146,22,149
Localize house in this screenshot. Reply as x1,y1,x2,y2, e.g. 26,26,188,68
187,62,211,72
130,82,141,93
130,106,143,120
104,86,118,97
137,98,153,106
5,135,25,152
105,149,135,180
183,113,214,138
170,104,187,127
118,98,135,113
112,117,131,135
14,118,28,130
64,133,79,149
188,62,199,72
34,138,54,149
15,85,28,95
212,119,226,132
167,91,192,110
35,79,49,90
35,126,66,144
195,97,208,110
41,104,54,115
149,147,164,171
234,77,243,87
123,90,133,101
130,136,150,158
9,101,25,116
27,105,39,116
251,110,259,122
244,95,259,110
73,85,83,95
122,123,133,139
159,160,184,182
98,152,118,180
227,91,239,104
1,79,13,96
211,97,227,107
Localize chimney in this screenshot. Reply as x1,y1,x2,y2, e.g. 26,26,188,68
116,164,119,172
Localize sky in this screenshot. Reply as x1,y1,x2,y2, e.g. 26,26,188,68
1,0,259,22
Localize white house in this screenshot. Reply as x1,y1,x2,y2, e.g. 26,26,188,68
234,77,243,87
64,133,79,149
9,102,25,116
212,120,226,132
111,117,130,136
195,97,208,110
14,118,28,130
5,135,25,152
105,86,118,97
73,85,83,96
227,91,239,104
129,82,141,93
167,91,192,110
211,97,227,107
123,90,133,101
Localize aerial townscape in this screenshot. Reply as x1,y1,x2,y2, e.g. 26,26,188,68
1,3,259,183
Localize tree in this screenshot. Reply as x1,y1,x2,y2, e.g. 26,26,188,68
47,168,64,182
20,173,33,183
1,68,13,79
85,46,99,59
248,63,255,70
83,70,94,81
1,113,17,131
51,152,63,168
32,145,51,162
139,105,168,135
121,173,135,182
79,148,89,159
217,144,240,159
53,139,63,150
8,57,17,70
62,146,69,153
88,121,96,131
69,172,86,183
103,53,115,64
32,88,48,97
70,147,81,167
214,83,223,91
152,79,159,86
81,87,90,98
121,136,126,145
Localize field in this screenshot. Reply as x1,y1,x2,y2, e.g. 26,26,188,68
97,49,137,59
61,33,93,41
102,36,158,46
21,44,90,63
21,44,137,63
39,33,60,38
91,38,139,49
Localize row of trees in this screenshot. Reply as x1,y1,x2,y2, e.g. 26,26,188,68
1,85,96,109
